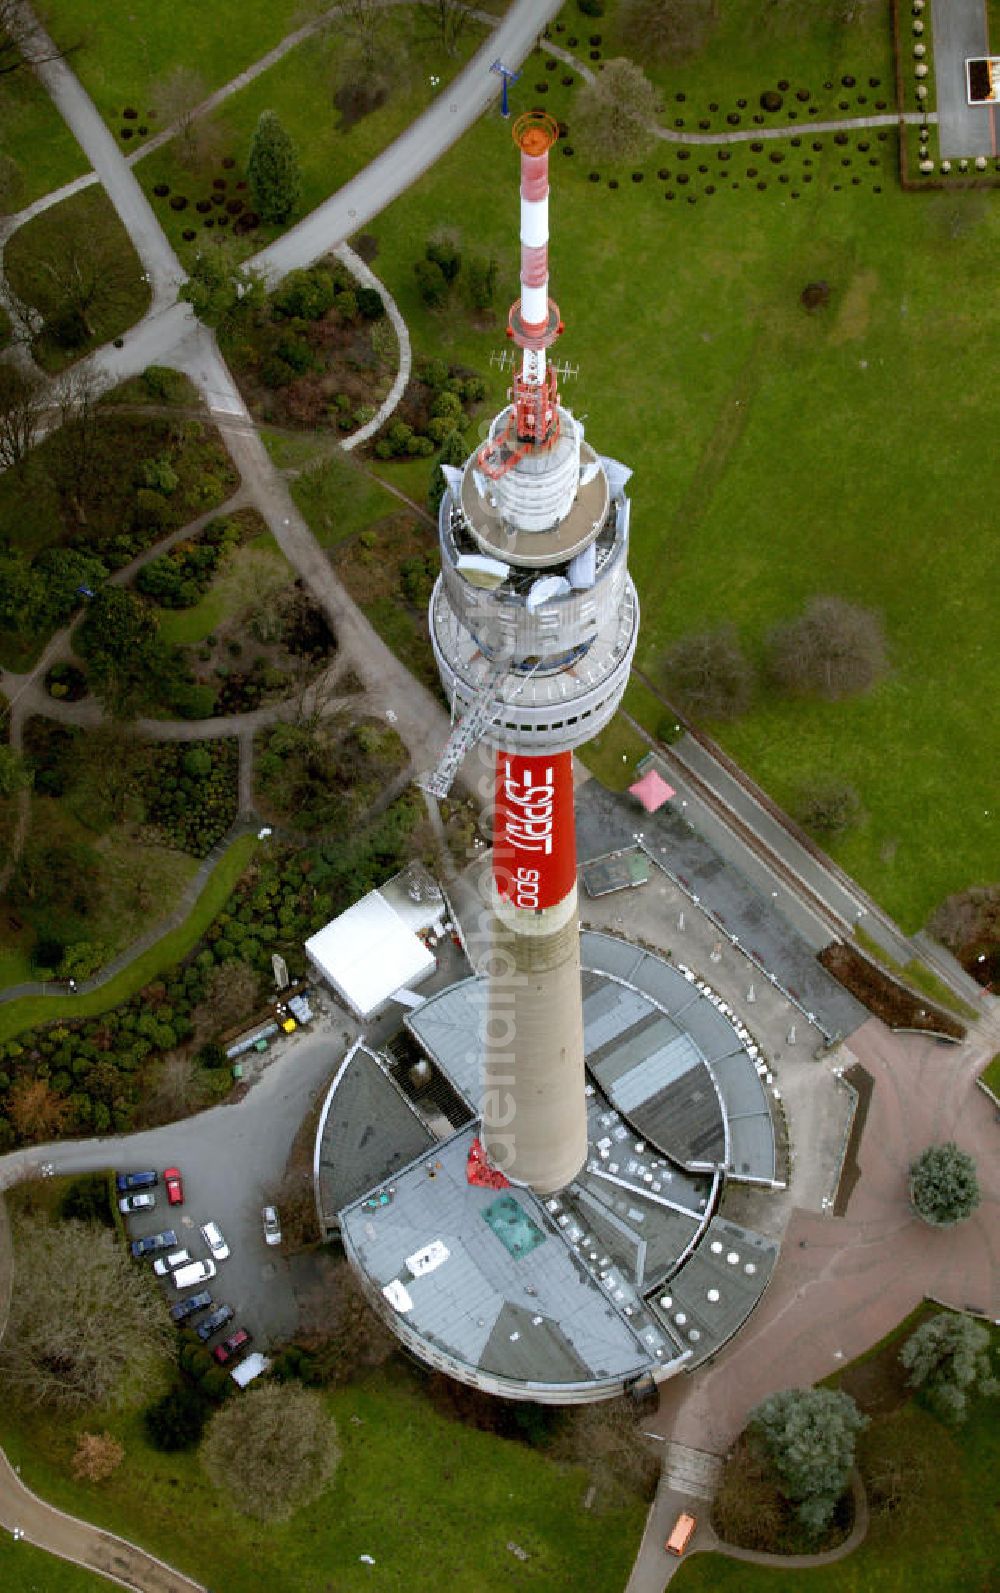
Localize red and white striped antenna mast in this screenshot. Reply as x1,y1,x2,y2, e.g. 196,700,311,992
479,110,565,480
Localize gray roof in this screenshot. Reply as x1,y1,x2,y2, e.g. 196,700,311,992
340,1129,668,1390
315,1044,436,1230
646,1215,778,1367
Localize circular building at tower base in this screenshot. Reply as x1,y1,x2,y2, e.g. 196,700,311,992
316,933,781,1404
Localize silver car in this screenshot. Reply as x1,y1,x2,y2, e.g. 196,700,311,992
118,1190,155,1214
262,1205,282,1246
200,1220,230,1261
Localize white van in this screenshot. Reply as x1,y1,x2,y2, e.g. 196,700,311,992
172,1258,217,1290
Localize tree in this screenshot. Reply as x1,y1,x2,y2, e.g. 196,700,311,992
750,1387,867,1535
900,1311,998,1423
414,256,448,308
909,1142,981,1227
574,57,661,164
144,1385,209,1451
660,624,755,721
179,244,266,331
155,66,217,171
793,780,863,836
46,369,104,524
618,0,720,62
767,596,888,700
71,1431,125,1483
247,110,301,225
0,0,77,80
0,151,24,214
189,958,260,1043
25,225,138,349
8,1077,69,1143
294,1254,395,1376
0,1216,172,1409
340,0,383,72
0,362,40,470
428,427,467,515
929,884,1000,986
77,586,166,718
429,0,474,55
549,1398,659,1508
200,1382,339,1520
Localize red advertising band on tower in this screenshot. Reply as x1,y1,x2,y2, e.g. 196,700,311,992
492,750,577,912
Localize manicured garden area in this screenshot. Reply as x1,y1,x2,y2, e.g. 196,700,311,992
350,4,998,932
676,1309,999,1592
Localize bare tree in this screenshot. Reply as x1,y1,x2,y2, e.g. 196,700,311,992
661,624,755,721
189,958,261,1043
0,1217,172,1409
550,1398,660,1508
574,57,661,164
71,1431,125,1483
136,1053,214,1127
155,66,218,171
295,1254,396,1376
619,0,720,62
711,1434,785,1549
341,0,382,71
200,1383,339,1520
793,780,863,836
0,151,23,214
0,363,40,471
0,0,78,80
46,369,104,523
429,0,474,56
34,227,138,345
767,596,888,700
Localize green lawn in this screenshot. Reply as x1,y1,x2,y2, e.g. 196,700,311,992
287,448,403,550
981,1053,1000,1095
0,1361,645,1593
355,12,999,932
0,833,257,1044
133,8,487,266
0,69,88,207
0,1536,107,1593
3,186,151,371
33,0,308,124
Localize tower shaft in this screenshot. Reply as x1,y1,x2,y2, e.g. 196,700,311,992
481,750,587,1192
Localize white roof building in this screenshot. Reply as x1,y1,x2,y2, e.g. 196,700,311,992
305,888,437,1020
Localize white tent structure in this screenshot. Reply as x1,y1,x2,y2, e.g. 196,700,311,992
305,890,436,1020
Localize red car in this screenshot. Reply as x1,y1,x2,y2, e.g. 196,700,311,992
163,1167,184,1206
212,1327,252,1365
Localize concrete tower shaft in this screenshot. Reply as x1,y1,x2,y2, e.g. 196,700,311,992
427,114,639,1194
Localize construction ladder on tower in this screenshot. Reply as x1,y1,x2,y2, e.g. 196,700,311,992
416,653,513,800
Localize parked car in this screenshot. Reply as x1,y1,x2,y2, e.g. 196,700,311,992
262,1205,282,1246
153,1248,190,1277
118,1191,155,1214
212,1327,252,1365
115,1170,157,1193
130,1228,178,1260
200,1220,230,1261
163,1167,184,1206
172,1259,217,1290
170,1290,212,1324
196,1304,234,1342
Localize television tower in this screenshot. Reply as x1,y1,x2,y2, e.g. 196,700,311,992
424,111,639,1195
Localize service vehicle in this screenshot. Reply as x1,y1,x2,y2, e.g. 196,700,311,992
172,1258,217,1290
665,1513,697,1557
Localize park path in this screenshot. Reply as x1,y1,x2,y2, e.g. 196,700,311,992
624,1003,1000,1592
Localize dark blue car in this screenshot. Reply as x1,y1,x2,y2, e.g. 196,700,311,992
116,1170,158,1193
130,1228,177,1260
170,1290,213,1324
196,1304,234,1342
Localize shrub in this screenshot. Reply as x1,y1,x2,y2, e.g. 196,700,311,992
426,238,462,284
144,1384,210,1451
356,286,384,320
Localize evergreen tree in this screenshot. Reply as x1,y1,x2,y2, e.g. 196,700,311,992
901,1312,998,1422
750,1387,867,1536
428,428,467,516
247,111,301,224
909,1142,981,1227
